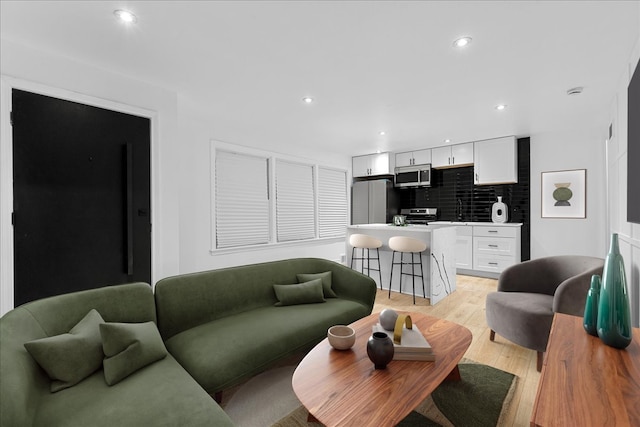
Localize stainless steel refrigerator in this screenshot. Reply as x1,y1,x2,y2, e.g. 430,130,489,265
351,179,398,224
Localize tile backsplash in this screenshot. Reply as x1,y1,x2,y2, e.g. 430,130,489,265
399,138,530,260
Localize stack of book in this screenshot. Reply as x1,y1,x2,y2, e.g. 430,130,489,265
372,323,435,361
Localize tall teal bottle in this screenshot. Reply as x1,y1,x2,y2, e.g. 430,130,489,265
583,274,600,336
596,233,632,349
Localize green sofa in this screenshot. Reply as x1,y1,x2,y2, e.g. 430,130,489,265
155,257,377,394
0,282,233,427
0,258,376,426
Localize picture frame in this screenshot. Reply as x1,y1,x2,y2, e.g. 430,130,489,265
541,169,586,218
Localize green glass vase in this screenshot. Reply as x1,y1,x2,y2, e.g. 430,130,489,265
583,274,600,336
596,233,632,349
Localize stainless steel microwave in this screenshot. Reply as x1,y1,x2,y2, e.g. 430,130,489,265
394,164,431,188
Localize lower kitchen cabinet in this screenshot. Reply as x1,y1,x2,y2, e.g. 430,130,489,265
445,223,522,278
455,226,473,270
472,225,521,276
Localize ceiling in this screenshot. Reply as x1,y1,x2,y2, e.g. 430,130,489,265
1,1,639,157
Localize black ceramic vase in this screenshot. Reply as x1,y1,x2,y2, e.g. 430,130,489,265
367,332,394,369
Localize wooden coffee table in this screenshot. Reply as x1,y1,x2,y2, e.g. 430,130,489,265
292,312,472,426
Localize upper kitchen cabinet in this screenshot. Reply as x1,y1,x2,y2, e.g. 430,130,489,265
352,152,394,177
431,142,474,169
395,148,431,167
474,136,518,185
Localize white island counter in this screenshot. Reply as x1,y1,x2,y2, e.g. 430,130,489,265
346,224,457,305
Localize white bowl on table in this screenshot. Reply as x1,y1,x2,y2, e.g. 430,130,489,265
328,325,356,350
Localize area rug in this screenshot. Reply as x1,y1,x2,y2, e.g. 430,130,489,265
222,359,517,427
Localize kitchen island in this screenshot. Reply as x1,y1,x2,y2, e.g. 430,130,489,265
346,224,456,304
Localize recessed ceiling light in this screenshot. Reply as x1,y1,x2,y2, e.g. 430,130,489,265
495,104,507,111
453,37,472,48
379,131,386,136
114,9,137,24
302,97,314,104
444,139,451,143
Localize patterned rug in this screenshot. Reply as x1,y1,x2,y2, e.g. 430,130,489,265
223,359,517,427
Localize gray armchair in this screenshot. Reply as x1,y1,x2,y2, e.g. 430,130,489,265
485,255,604,371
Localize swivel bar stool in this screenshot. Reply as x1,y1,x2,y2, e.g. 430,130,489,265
388,236,427,304
349,234,383,289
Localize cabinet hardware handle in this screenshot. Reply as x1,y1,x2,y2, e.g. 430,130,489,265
452,156,455,164
448,157,451,165
488,244,498,248
476,173,479,182
488,262,498,266
488,230,498,233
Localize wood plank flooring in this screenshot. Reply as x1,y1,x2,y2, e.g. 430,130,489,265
374,275,539,427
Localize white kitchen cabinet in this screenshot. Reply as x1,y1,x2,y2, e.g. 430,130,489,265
454,226,473,270
395,149,432,167
431,142,474,168
352,152,394,177
474,136,518,185
472,225,521,274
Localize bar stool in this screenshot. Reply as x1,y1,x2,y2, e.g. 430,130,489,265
349,234,383,289
388,236,427,304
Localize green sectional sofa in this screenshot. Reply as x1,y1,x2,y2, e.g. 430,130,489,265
0,258,376,426
0,282,232,427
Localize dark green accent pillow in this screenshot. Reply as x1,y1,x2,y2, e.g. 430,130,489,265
296,271,337,298
273,278,326,306
24,309,105,392
100,321,168,386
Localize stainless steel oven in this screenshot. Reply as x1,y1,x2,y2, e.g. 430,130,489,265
401,207,438,225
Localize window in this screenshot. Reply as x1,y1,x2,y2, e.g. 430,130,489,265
214,150,270,248
212,143,348,251
275,160,315,242
318,167,348,238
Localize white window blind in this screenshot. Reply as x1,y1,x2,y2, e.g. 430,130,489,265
318,167,348,238
215,150,270,248
275,160,315,242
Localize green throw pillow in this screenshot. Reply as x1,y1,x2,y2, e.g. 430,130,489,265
24,309,105,392
296,271,337,298
273,278,326,306
100,321,168,386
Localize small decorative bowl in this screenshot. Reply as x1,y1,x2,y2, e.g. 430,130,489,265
328,325,356,350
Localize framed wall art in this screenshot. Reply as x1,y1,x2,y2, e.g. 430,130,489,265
541,169,586,218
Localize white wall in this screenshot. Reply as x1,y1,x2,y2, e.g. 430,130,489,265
530,128,607,258
606,32,640,328
176,95,351,274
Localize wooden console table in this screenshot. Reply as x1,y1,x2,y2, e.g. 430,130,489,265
531,313,640,427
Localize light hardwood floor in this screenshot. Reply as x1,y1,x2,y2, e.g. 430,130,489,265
374,275,539,427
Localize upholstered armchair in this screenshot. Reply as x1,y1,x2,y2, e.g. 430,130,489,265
485,255,604,371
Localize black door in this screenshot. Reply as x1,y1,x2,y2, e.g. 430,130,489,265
12,89,151,306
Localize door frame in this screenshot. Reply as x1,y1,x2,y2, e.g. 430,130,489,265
0,75,158,315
